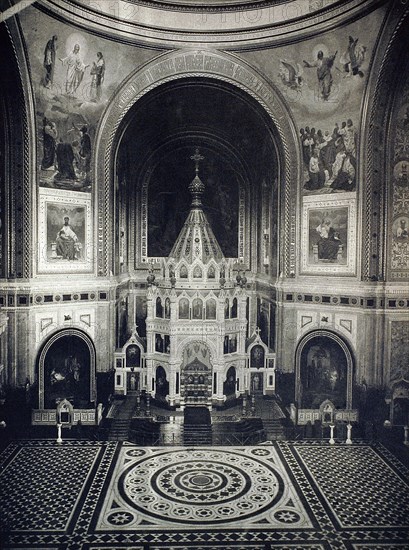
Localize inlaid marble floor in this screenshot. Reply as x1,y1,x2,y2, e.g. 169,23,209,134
0,440,408,549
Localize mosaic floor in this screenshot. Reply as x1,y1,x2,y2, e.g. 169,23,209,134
0,441,408,549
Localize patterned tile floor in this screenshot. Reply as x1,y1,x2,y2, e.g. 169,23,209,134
0,441,408,549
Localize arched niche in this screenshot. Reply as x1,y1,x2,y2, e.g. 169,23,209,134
295,330,354,410
38,329,96,409
94,50,300,277
155,365,169,400
223,366,237,399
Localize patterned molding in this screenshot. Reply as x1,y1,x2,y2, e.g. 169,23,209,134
361,4,409,281
94,50,300,278
284,291,409,309
388,70,409,280
37,0,381,50
4,19,37,279
389,320,409,385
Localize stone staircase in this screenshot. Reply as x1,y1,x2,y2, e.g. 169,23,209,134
262,418,286,440
183,406,212,446
107,394,138,441
183,424,212,445
108,418,132,441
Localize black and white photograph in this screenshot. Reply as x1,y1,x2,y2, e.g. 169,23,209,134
0,0,409,549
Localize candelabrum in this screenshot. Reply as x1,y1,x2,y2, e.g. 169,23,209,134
329,424,335,445
56,423,62,444
346,423,352,445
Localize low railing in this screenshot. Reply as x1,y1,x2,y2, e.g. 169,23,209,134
128,429,266,447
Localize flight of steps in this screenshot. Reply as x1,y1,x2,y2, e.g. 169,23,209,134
183,406,212,446
262,418,286,440
107,394,138,441
183,424,212,445
108,418,132,441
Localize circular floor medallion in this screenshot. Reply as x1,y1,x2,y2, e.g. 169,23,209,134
118,449,285,524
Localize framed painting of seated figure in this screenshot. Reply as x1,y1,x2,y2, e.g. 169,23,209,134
38,187,92,273
301,194,356,276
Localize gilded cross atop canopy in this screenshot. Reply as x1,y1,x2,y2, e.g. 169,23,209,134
190,148,204,175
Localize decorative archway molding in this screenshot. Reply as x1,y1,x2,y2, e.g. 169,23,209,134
295,329,355,410
37,328,96,409
94,49,300,277
176,338,216,367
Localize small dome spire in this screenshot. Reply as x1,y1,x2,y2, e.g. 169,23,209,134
189,148,205,207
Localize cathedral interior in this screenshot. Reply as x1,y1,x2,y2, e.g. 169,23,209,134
0,0,409,548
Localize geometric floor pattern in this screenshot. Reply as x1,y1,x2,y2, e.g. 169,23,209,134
0,440,408,549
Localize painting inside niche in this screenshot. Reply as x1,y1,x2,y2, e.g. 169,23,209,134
223,366,237,398
300,337,348,409
126,345,141,369
393,216,409,240
46,203,85,262
308,206,348,264
393,160,409,187
43,335,92,408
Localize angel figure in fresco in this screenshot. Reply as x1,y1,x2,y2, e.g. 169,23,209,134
340,35,367,78
303,50,338,101
279,59,303,90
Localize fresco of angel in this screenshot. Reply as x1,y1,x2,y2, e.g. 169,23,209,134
339,35,367,78
279,59,303,90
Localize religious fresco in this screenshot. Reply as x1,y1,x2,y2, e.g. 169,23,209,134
299,337,348,409
301,195,356,275
308,206,348,265
390,322,409,385
42,335,91,409
18,6,158,193
240,7,385,196
38,188,92,273
390,72,409,279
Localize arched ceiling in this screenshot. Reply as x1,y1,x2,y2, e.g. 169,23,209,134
116,77,279,260
117,77,278,186
34,0,385,49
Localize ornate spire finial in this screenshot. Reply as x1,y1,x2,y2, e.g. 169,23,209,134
188,147,205,207
190,147,204,175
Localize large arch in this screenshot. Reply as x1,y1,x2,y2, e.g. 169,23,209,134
94,49,300,277
37,328,96,409
360,5,409,281
295,330,355,410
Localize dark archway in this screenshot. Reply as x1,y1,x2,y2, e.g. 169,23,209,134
114,76,282,274
223,366,237,399
155,366,169,400
38,329,96,409
295,331,354,410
